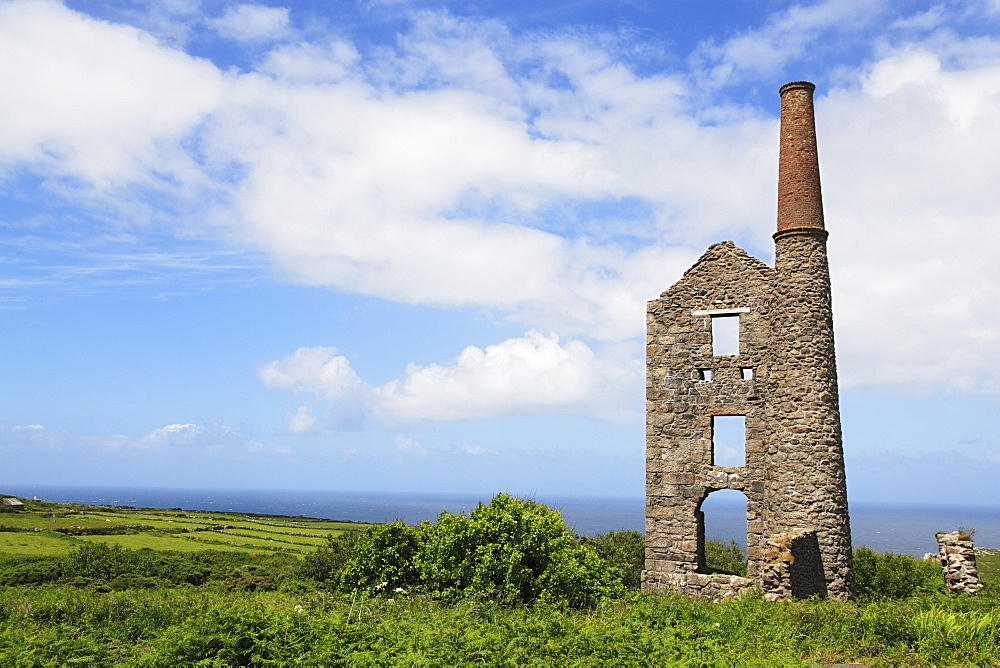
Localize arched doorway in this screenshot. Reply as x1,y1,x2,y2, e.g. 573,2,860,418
697,488,748,575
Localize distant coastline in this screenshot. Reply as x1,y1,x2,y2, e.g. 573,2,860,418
3,483,998,557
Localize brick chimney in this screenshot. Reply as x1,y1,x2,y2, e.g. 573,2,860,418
774,81,825,239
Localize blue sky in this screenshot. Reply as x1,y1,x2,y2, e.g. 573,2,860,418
2,0,999,506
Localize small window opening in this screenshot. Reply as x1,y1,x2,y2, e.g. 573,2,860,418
697,368,712,381
712,415,746,467
711,315,740,356
740,367,754,380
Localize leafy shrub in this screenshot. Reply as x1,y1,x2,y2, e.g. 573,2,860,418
54,543,301,589
854,545,943,598
578,530,644,588
704,538,747,576
62,543,150,581
0,556,62,585
300,530,362,584
338,521,421,593
338,494,625,607
420,494,622,606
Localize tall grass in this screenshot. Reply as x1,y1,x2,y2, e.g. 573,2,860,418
2,499,996,665
1,584,998,664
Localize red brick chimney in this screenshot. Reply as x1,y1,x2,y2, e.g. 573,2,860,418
774,81,825,238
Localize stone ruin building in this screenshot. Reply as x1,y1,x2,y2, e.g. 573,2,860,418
643,82,854,601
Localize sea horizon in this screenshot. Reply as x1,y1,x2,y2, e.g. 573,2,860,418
4,483,998,558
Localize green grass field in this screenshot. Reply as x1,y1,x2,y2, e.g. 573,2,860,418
1,493,998,665
978,548,999,582
0,531,79,556
0,496,369,559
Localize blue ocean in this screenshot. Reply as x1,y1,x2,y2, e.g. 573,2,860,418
6,484,999,557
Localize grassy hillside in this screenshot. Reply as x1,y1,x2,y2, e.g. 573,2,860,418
0,495,368,557
1,494,998,665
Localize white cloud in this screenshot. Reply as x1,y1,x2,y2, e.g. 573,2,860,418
133,420,272,456
208,4,292,43
0,424,59,448
10,424,45,432
3,1,1000,400
287,406,317,435
0,1,223,190
376,331,630,422
259,41,360,83
0,419,276,457
692,0,884,86
258,346,370,432
820,43,1000,393
394,435,427,457
460,443,489,456
260,332,642,429
145,423,200,442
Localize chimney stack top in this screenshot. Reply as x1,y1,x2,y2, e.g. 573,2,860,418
774,80,826,240
779,81,816,96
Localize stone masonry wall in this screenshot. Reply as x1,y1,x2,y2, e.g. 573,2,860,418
642,81,854,601
936,531,982,595
760,529,827,601
768,231,853,599
644,241,771,585
642,235,852,600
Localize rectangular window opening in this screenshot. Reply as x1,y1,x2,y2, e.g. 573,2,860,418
711,315,740,356
712,415,746,467
740,367,754,380
697,368,712,381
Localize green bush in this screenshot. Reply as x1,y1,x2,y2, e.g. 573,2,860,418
578,530,644,588
53,543,301,589
0,556,62,585
62,543,150,581
338,494,625,607
300,530,362,584
338,521,421,593
704,538,747,576
853,545,943,598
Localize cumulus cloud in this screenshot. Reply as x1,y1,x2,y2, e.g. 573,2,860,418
145,423,200,443
125,419,278,457
207,4,292,43
260,332,642,430
0,424,58,449
820,43,1000,393
460,443,490,456
2,0,1000,405
376,331,634,422
394,435,428,457
258,346,371,431
692,0,884,85
0,1,222,190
